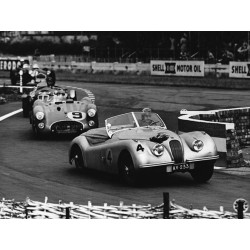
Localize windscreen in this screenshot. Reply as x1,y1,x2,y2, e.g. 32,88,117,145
134,112,166,127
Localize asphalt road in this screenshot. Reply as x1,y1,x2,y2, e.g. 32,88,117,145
1,81,250,212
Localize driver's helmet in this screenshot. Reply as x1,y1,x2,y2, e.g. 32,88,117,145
23,64,30,71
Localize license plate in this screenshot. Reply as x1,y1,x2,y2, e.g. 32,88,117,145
166,163,190,173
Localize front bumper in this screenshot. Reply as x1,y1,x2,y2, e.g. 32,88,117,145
35,119,97,134
138,155,219,173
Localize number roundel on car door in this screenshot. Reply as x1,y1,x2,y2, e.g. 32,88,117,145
67,111,86,121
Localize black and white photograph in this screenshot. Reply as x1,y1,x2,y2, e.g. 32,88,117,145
1,1,250,250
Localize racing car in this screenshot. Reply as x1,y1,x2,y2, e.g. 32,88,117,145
30,86,98,137
69,109,219,185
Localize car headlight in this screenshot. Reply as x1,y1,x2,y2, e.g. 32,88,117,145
38,122,45,129
88,120,95,127
36,111,44,120
152,144,164,156
87,108,96,117
192,140,204,152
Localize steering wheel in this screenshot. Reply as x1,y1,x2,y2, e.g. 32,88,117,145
149,120,160,126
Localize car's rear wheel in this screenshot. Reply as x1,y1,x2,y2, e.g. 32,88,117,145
190,160,215,183
74,146,84,169
119,152,138,186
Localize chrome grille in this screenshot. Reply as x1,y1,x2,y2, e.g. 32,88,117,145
169,140,183,163
51,121,83,133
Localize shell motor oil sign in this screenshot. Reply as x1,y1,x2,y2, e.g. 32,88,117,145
150,60,204,77
229,61,250,78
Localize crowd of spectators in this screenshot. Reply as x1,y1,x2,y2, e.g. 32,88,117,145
0,32,250,64
165,33,250,64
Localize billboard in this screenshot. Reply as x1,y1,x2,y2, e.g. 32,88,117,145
150,60,204,77
0,58,21,71
229,61,250,78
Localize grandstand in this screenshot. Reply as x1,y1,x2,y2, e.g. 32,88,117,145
0,31,249,63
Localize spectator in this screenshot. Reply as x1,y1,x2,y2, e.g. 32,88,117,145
179,33,188,59
169,36,176,59
220,49,234,64
237,41,249,61
207,50,216,64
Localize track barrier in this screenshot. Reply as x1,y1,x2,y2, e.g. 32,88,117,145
0,194,249,219
179,108,250,168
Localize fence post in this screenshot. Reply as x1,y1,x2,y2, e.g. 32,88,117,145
163,192,170,219
19,70,23,94
25,206,28,219
66,207,70,219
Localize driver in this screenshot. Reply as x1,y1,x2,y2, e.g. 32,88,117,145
139,108,154,126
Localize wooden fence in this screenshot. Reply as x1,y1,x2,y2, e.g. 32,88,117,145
1,196,249,219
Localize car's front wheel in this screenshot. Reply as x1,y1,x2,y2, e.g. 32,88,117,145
33,125,42,139
22,100,29,118
190,160,215,183
119,152,138,186
73,146,84,170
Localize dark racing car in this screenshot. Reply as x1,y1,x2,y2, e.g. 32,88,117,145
10,62,55,87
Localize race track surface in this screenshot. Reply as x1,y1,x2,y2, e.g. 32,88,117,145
1,81,250,212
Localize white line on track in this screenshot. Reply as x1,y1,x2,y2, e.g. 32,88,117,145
0,109,22,122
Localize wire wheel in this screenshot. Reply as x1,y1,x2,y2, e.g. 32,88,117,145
119,152,137,186
33,124,42,139
74,146,84,169
190,160,215,183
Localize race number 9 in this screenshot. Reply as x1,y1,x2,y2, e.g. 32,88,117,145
67,112,86,120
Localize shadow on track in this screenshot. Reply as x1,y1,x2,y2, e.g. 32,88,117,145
65,166,209,189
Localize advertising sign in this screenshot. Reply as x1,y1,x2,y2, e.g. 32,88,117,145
0,58,21,71
229,62,250,78
150,60,204,77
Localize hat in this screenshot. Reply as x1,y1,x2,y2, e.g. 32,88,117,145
23,64,29,69
32,63,39,69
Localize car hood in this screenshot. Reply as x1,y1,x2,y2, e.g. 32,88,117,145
41,102,90,123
